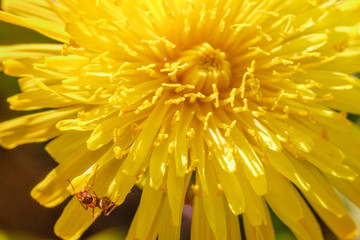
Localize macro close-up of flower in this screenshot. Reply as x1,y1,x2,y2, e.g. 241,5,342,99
1,0,360,239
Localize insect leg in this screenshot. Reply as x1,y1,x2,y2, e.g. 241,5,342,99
104,203,118,216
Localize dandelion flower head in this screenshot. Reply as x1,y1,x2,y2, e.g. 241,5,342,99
1,0,360,239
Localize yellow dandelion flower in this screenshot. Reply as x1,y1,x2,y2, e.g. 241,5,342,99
1,0,360,239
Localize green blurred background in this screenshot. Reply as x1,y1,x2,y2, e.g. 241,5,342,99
0,3,359,240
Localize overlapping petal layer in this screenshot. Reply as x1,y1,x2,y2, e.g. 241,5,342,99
1,0,360,239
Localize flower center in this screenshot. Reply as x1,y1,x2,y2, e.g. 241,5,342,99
176,43,231,95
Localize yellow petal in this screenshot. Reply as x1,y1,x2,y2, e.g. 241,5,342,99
326,174,360,209
66,146,120,192
158,194,181,240
125,211,138,240
121,99,171,176
267,150,310,191
268,200,309,239
272,188,324,240
127,208,160,240
2,59,63,81
167,156,191,225
311,115,360,157
191,195,216,240
54,197,97,240
237,112,282,152
214,161,245,215
231,126,267,196
271,34,327,56
236,168,267,226
0,44,61,61
293,192,324,240
64,22,121,52
149,136,170,189
294,70,360,114
56,105,118,132
307,199,358,239
109,78,165,107
189,121,208,195
44,55,90,73
261,117,315,153
289,154,348,217
107,169,136,205
87,109,149,150
174,104,194,176
200,158,227,240
2,0,64,25
32,145,110,207
8,85,73,111
296,69,360,90
134,184,164,240
320,46,360,74
0,106,81,149
224,198,242,240
0,11,68,42
243,200,275,240
206,124,236,173
327,87,360,114
264,166,304,223
46,131,90,163
306,153,357,181
289,117,357,180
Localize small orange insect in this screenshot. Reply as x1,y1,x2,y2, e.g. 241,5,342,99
67,166,118,218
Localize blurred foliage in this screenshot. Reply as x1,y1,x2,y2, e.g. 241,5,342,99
0,20,58,121
87,228,127,240
270,211,296,240
349,74,360,124
0,229,48,240
0,20,57,44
